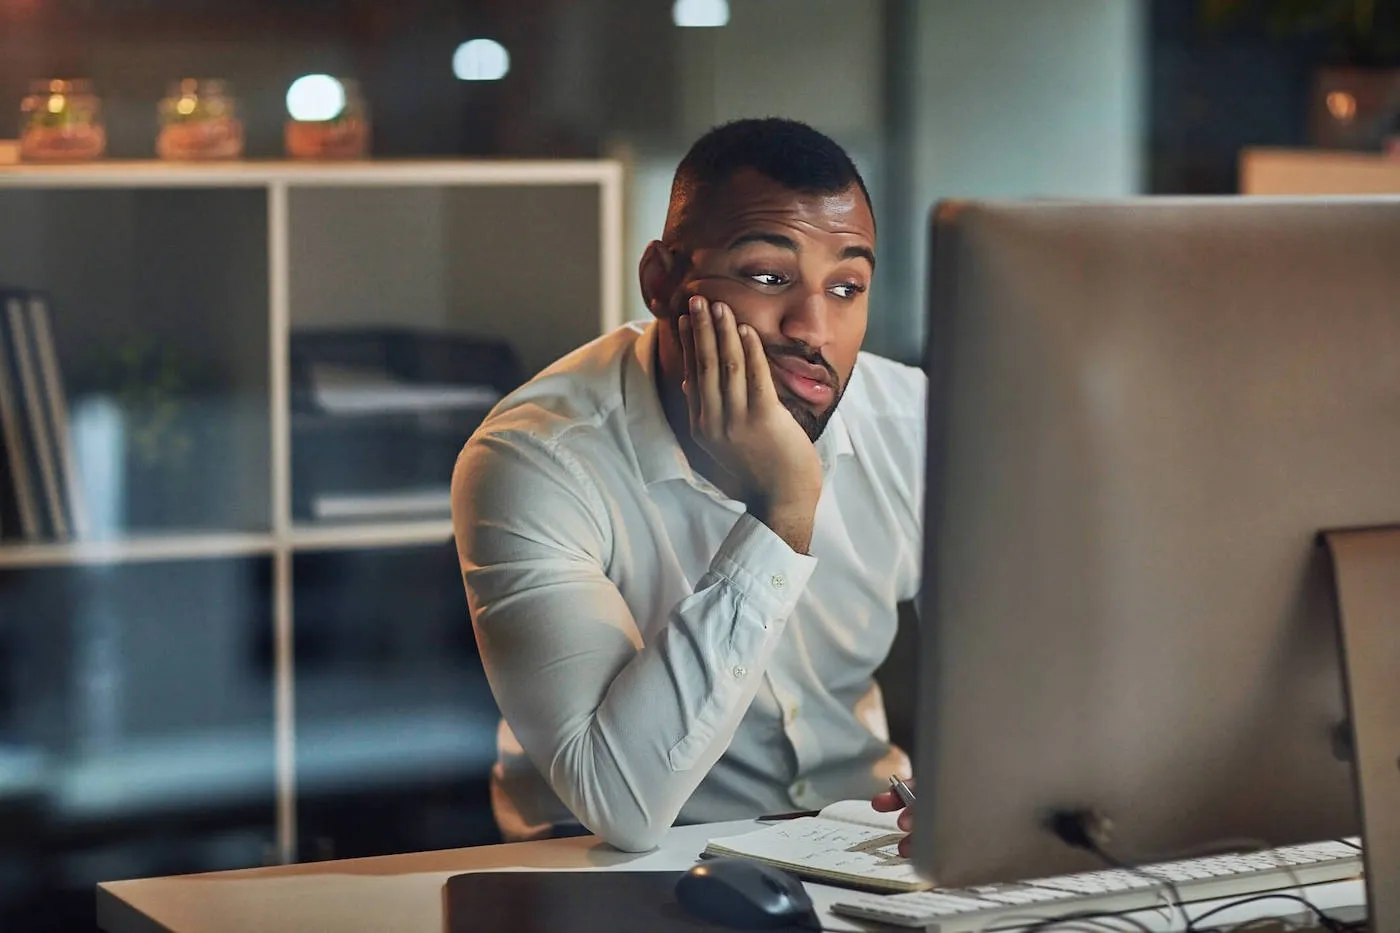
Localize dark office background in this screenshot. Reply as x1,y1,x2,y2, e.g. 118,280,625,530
2,1,1397,930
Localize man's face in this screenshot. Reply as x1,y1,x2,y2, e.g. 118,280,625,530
664,170,875,441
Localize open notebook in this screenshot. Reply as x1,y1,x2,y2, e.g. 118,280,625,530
702,799,933,894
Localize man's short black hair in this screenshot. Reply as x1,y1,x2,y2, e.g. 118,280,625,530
663,117,873,243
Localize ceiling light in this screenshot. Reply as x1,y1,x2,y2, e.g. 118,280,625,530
285,74,345,122
453,39,511,81
673,0,729,27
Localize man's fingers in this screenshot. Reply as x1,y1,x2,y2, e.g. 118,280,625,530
898,807,914,832
678,312,700,426
871,790,903,812
714,303,748,420
739,322,778,408
691,296,721,429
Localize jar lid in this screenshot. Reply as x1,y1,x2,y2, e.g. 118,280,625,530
167,78,231,95
28,78,94,95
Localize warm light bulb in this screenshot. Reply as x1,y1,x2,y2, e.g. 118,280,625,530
286,74,346,122
453,39,510,81
673,0,729,27
1326,90,1358,124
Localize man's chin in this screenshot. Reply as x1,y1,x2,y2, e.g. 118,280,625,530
782,397,834,443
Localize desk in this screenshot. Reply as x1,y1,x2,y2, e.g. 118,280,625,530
97,820,1368,933
98,819,867,933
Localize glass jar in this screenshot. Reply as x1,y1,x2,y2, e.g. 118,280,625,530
156,79,245,161
19,78,107,162
284,76,371,160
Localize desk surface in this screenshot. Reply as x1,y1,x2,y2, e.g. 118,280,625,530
97,820,1368,933
96,819,875,933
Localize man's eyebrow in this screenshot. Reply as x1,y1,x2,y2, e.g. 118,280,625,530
727,233,877,271
841,245,876,270
727,232,798,252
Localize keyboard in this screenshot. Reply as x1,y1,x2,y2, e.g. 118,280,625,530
831,839,1363,931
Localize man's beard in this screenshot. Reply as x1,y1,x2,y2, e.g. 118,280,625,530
778,389,836,442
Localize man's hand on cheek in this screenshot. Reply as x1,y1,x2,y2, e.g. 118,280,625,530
678,295,823,553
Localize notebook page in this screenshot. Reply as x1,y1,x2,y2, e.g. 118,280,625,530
817,799,904,832
704,817,930,893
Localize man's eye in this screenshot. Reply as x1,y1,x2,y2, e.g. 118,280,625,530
831,283,867,300
749,273,787,287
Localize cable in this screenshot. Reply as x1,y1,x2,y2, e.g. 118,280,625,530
1017,908,1158,933
975,905,1169,933
1036,913,1153,930
1189,892,1351,933
1220,919,1296,933
1337,838,1363,852
1046,809,1195,933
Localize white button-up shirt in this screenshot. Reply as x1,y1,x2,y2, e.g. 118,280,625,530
452,321,925,851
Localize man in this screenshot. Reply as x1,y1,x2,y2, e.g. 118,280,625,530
452,117,923,853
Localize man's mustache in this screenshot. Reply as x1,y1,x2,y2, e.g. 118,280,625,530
764,342,839,387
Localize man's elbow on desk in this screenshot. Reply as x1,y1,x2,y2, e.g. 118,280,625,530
561,794,671,852
593,819,669,854
553,765,675,852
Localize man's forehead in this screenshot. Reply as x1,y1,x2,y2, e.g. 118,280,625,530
695,171,875,245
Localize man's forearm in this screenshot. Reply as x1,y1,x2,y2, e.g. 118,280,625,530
479,514,817,851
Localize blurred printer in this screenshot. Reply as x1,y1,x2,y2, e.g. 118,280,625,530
290,327,523,523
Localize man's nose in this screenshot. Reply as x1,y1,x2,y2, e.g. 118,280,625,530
779,290,833,350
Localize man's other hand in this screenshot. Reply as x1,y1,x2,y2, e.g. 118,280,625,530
872,779,916,858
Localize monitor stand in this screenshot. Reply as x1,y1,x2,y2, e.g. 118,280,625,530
1321,526,1400,933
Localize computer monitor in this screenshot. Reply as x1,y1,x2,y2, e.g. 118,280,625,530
912,198,1400,902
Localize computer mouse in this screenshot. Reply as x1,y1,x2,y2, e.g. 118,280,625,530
674,857,817,930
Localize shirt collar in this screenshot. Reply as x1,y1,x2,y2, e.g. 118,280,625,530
622,320,855,488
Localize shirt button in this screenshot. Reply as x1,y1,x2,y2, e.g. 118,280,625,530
784,703,799,725
791,780,808,799
770,573,786,589
732,665,747,680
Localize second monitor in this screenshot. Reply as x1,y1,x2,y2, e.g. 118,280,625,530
913,197,1400,889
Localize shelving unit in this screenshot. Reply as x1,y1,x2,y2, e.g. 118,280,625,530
1241,147,1400,194
0,530,277,569
0,159,624,868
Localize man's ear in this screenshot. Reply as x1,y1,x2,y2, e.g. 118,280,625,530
639,241,680,320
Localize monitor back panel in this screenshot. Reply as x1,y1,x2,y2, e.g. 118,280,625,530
915,197,1400,886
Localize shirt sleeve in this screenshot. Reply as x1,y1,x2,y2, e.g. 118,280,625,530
451,428,817,852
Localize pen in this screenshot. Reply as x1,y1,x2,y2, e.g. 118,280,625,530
757,810,820,821
889,774,917,809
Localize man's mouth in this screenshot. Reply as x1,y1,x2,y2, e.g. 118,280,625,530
769,355,835,406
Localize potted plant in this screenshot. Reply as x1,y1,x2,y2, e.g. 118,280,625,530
1202,0,1400,149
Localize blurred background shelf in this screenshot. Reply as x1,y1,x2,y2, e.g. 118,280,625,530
0,159,634,188
287,519,453,552
0,160,623,928
1241,148,1400,194
0,531,276,568
0,522,457,567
